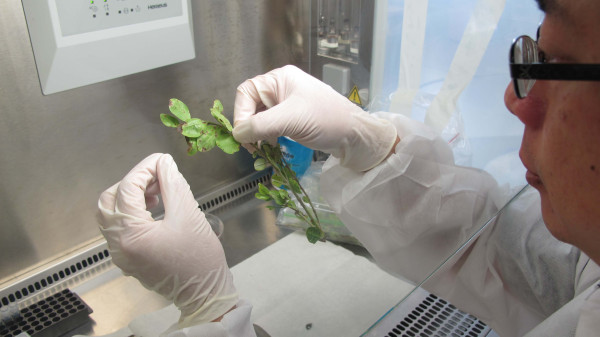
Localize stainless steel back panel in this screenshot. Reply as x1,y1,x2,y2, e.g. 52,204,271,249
0,0,308,281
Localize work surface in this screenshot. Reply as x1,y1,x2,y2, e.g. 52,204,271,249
75,232,413,336
232,231,414,336
68,196,414,336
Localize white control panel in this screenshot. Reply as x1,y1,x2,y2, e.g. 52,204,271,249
56,0,184,36
22,0,195,95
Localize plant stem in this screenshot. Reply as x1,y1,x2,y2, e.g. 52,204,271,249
253,142,323,235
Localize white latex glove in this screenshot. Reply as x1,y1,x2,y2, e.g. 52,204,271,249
233,65,398,172
97,153,238,328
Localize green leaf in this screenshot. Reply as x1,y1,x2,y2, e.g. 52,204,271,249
282,165,296,180
196,124,218,152
255,192,272,201
187,138,199,156
210,100,233,132
289,178,302,194
287,199,297,210
269,189,287,205
160,113,180,128
256,185,277,202
261,143,275,162
306,227,324,244
181,119,207,138
216,128,240,154
258,183,271,196
254,158,268,171
272,144,284,158
266,143,284,164
169,98,191,122
271,174,285,188
197,134,216,152
278,189,290,200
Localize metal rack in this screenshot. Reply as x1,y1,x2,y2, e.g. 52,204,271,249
363,287,498,337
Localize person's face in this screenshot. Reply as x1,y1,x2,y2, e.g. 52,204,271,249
504,0,600,256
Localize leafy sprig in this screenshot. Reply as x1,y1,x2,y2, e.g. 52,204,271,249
160,99,325,243
161,99,240,155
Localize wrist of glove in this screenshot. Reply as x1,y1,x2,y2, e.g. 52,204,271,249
332,110,398,171
97,153,238,326
233,65,398,172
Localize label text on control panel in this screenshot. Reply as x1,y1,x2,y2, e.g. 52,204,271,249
148,3,168,10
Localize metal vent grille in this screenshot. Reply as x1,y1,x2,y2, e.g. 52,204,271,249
197,169,272,213
385,293,490,337
0,243,111,310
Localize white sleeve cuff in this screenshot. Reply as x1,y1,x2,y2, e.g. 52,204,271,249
162,299,256,337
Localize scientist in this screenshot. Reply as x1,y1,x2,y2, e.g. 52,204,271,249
97,0,600,335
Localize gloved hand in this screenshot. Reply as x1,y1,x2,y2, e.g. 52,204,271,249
97,153,238,328
233,65,399,171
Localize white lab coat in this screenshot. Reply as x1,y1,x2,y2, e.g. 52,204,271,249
168,112,600,336
318,112,600,337
162,300,256,337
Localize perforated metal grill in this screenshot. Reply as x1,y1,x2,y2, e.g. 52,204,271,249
197,169,272,212
0,243,111,310
0,289,92,337
363,287,495,337
385,293,490,337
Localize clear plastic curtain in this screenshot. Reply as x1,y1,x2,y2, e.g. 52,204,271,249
369,0,543,187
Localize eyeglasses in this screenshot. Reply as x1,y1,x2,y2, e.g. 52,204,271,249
509,26,600,99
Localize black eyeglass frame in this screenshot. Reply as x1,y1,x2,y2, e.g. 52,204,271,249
509,27,600,99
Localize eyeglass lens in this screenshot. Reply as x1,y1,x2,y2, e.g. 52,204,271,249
513,36,539,98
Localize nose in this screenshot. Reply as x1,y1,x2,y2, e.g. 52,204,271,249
504,82,544,129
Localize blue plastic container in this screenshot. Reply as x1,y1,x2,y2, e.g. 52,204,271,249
278,136,314,178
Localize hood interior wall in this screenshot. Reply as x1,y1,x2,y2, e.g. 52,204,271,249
0,0,309,283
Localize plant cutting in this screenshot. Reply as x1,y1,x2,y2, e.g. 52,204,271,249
160,99,325,243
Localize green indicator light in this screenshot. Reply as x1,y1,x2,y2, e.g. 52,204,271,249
90,0,94,3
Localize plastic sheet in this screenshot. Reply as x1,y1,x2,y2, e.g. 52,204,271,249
276,161,361,246
369,0,543,186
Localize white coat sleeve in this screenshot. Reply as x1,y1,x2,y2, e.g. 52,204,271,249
162,300,256,337
320,112,508,283
425,187,582,336
575,285,600,337
319,112,583,336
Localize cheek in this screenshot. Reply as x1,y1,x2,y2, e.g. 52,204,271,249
538,88,600,241
520,98,546,128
